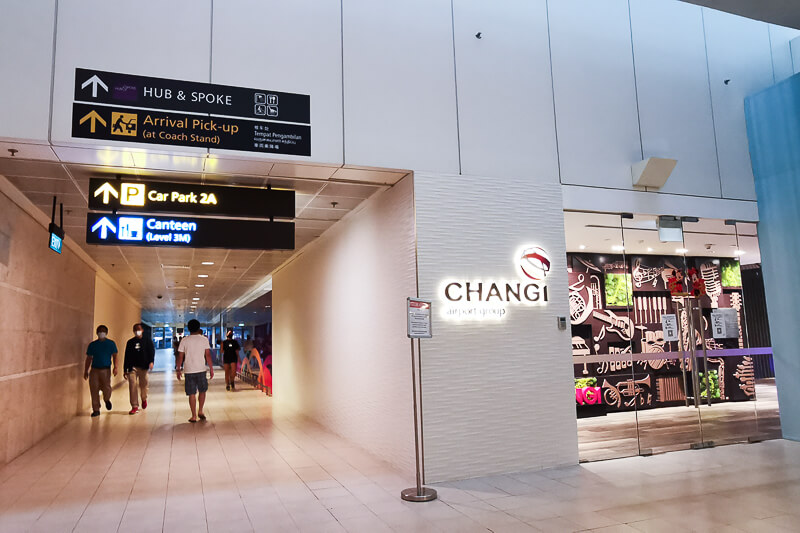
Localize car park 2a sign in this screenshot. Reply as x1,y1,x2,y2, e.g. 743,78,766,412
88,178,295,219
440,245,552,321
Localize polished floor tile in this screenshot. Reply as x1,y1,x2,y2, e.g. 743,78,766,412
0,373,797,532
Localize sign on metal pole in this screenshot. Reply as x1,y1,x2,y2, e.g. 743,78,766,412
407,298,432,339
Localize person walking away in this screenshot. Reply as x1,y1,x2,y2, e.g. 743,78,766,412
176,319,214,423
124,323,155,414
84,325,118,417
221,330,241,391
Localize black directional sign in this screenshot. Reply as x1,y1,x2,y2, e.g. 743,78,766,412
72,103,310,156
86,213,294,250
88,178,295,219
75,68,310,124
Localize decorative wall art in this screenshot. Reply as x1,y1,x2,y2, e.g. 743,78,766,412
570,253,753,415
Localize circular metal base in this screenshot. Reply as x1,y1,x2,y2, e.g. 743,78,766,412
401,487,438,502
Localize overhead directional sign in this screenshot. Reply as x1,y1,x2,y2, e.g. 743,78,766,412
86,213,294,250
72,103,310,156
74,68,310,124
88,178,295,219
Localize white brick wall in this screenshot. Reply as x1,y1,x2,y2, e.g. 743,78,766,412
415,173,578,482
272,176,417,474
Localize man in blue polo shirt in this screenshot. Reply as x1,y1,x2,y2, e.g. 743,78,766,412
84,325,119,417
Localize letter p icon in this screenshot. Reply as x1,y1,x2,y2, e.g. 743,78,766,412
120,183,145,206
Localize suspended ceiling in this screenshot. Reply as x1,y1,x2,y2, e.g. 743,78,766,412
0,141,409,325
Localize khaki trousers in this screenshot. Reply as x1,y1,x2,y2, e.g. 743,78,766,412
127,368,149,408
89,368,112,413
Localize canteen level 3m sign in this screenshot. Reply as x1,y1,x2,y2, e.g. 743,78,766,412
85,213,294,250
439,246,551,321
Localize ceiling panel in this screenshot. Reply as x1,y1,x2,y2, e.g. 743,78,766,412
2,150,404,323
0,142,58,161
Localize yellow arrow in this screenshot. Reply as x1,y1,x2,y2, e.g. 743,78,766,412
79,110,106,133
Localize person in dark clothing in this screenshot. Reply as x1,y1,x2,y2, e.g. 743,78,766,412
221,330,241,391
85,325,118,417
124,323,155,415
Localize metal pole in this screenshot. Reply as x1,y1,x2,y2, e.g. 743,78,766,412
400,340,436,502
677,300,689,408
416,337,427,486
698,307,712,407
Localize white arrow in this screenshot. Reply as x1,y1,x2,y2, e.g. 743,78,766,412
91,217,116,240
81,74,108,98
93,182,118,204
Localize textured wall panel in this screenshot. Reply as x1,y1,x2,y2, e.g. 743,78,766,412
273,176,417,474
0,187,95,465
415,173,578,482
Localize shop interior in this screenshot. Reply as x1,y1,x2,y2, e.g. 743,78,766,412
564,211,781,462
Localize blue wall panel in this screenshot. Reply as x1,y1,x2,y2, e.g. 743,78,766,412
745,74,800,441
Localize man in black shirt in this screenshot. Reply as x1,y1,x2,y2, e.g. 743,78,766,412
222,330,241,391
124,323,155,414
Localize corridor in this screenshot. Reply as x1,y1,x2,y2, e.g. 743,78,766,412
0,375,798,533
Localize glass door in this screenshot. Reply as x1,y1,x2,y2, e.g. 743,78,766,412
569,212,638,461
620,215,702,455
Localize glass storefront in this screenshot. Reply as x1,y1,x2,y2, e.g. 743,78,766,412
566,211,781,461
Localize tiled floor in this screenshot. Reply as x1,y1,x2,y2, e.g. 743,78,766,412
578,380,782,461
0,374,798,532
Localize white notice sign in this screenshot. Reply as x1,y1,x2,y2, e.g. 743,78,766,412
407,298,432,339
661,314,679,342
711,308,738,339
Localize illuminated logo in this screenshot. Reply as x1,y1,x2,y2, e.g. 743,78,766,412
440,244,552,321
518,246,550,281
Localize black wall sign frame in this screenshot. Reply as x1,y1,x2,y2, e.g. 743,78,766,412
75,68,310,124
85,213,295,250
88,177,295,219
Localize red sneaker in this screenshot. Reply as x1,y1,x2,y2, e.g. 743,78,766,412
142,400,147,410
129,407,139,415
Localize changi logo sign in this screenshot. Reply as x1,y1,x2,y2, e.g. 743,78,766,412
441,245,551,321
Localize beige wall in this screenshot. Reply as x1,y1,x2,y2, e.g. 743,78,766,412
0,184,93,465
272,176,417,474
92,273,142,389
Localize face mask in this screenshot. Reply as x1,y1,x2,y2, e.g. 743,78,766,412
98,332,107,340
135,330,143,338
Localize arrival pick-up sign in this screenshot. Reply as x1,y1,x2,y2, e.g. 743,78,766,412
88,178,295,219
72,68,311,156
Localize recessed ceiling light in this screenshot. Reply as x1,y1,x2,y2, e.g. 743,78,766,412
734,250,745,256
676,248,688,254
195,284,205,288
579,245,586,250
201,261,214,265
647,247,654,252
198,274,208,278
238,323,245,327
192,297,200,301
612,245,624,251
